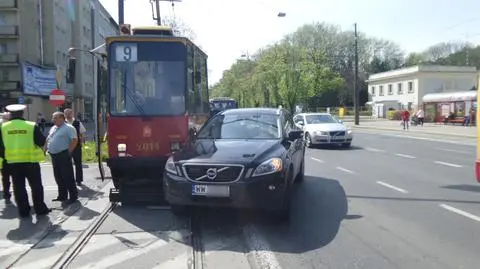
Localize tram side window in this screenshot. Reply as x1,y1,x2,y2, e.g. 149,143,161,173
200,57,209,114
193,49,208,113
187,45,196,113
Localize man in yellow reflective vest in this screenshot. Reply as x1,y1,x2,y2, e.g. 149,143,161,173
0,104,50,218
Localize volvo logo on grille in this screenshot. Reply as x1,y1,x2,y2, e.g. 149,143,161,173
205,168,217,180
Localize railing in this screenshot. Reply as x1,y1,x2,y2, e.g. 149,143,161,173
0,81,20,91
0,54,19,63
0,26,18,36
0,0,17,9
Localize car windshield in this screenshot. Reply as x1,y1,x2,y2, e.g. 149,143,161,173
305,114,339,124
210,101,237,110
197,113,280,139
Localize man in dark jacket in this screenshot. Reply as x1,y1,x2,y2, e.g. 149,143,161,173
64,109,85,185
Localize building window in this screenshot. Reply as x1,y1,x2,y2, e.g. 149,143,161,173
371,86,375,96
397,83,403,94
379,85,384,96
0,43,7,53
408,81,414,93
388,84,393,95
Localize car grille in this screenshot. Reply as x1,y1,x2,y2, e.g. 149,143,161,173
183,165,243,182
329,131,345,136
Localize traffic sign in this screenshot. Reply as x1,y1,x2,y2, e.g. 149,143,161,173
18,96,24,104
49,89,66,107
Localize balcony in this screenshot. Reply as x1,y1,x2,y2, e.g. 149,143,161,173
0,54,19,66
0,81,20,91
0,0,17,10
0,26,18,38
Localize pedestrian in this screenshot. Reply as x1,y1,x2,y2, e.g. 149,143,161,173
0,112,11,202
64,108,86,186
0,104,51,218
45,111,78,204
401,109,410,130
416,108,425,126
36,113,46,133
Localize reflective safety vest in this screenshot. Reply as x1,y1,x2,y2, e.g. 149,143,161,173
1,120,44,163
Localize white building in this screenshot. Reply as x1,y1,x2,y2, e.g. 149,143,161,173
366,65,478,118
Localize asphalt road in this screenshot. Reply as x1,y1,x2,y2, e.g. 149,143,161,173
3,130,480,269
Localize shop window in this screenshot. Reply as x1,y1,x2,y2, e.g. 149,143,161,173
455,101,465,117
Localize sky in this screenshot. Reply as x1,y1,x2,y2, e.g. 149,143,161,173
99,0,480,85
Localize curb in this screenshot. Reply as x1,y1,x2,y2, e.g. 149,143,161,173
351,125,477,139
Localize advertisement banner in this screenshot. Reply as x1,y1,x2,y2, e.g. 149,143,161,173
22,62,57,96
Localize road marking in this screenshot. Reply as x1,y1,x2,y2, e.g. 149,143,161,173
434,161,463,168
365,147,385,153
336,166,354,174
395,153,416,159
436,148,471,155
310,157,324,163
440,204,480,223
75,238,170,269
381,134,475,146
376,181,408,193
244,224,282,269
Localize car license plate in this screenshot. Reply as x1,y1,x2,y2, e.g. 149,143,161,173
191,185,230,197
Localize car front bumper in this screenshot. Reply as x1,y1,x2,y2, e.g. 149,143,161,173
311,134,353,145
164,171,288,211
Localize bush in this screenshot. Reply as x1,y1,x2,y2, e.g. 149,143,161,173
387,110,402,120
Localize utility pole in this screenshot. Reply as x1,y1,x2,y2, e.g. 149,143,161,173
118,0,124,24
354,23,360,125
155,0,161,25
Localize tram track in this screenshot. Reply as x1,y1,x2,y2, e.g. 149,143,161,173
50,202,118,269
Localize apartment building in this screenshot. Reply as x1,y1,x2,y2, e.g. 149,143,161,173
366,65,477,118
0,0,118,121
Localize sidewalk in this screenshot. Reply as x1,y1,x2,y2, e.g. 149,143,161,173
346,120,477,138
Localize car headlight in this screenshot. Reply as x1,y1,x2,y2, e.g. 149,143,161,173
252,158,283,177
347,129,352,134
165,156,178,175
313,131,328,135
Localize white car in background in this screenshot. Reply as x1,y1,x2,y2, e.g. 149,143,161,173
293,113,353,148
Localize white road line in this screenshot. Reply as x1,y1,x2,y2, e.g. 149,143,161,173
394,153,416,159
336,166,354,174
75,238,170,269
376,181,408,194
365,147,385,153
310,157,324,163
436,148,471,155
434,161,463,168
244,224,282,269
440,204,480,223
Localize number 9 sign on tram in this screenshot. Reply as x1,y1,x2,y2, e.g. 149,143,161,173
115,43,138,62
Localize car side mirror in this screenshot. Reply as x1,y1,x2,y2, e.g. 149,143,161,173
288,130,303,141
297,120,304,126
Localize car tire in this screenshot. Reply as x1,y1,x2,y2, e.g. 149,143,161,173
171,205,189,216
342,142,351,148
305,133,313,148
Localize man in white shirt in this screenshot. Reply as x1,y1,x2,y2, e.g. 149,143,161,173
416,109,425,126
64,109,86,185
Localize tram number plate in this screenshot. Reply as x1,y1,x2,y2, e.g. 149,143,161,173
191,185,230,197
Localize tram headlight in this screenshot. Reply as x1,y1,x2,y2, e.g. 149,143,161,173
117,143,127,157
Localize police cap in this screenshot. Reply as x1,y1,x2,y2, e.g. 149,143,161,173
5,104,26,112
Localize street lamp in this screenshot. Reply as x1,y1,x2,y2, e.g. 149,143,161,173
67,44,106,145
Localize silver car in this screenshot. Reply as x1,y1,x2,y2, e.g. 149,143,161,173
293,113,353,148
